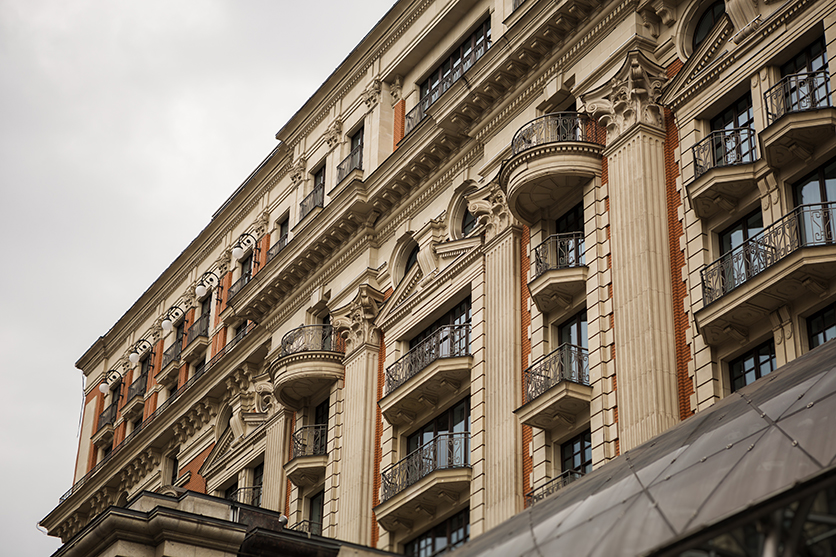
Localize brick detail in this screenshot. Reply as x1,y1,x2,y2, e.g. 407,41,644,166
210,327,227,358
372,287,392,546
87,389,105,472
253,234,270,276
216,272,232,320
180,443,214,493
521,226,533,506
393,100,405,150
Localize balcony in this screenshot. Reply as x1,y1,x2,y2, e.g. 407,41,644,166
182,313,210,362
381,325,471,427
156,341,182,387
525,469,584,507
91,402,118,447
270,325,345,410
284,425,328,487
289,520,323,537
375,432,471,532
761,70,836,170
266,234,288,264
121,373,147,420
336,143,363,185
515,344,592,431
697,202,836,345
299,183,324,222
500,113,604,226
228,272,251,301
689,128,758,219
227,486,262,507
528,233,588,313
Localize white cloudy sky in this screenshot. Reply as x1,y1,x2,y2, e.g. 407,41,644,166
0,0,393,554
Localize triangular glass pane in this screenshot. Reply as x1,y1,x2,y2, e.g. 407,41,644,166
775,391,836,468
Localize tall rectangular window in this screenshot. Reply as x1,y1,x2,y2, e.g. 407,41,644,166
561,430,592,474
729,340,777,391
808,303,836,350
404,508,470,557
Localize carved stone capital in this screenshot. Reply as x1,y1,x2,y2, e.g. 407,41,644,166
332,284,386,355
581,51,667,145
466,181,513,242
324,119,342,149
390,75,403,107
362,78,382,109
290,156,307,184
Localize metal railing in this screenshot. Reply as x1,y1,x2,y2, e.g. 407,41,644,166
289,520,323,536
336,143,363,183
227,486,262,507
266,234,288,263
186,313,210,346
511,112,604,155
228,272,251,301
404,40,491,136
381,432,470,501
280,324,345,356
765,70,831,125
385,325,470,396
701,202,836,305
97,403,118,431
300,183,324,221
523,343,590,404
533,232,586,278
291,425,328,459
161,340,182,369
692,127,757,179
126,373,147,402
58,322,257,503
525,469,584,507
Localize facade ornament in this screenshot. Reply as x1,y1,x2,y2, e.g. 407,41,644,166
290,156,307,184
726,0,760,42
254,210,270,237
581,50,667,145
332,285,386,355
253,375,275,415
466,181,512,242
362,78,382,109
325,119,342,149
390,75,403,107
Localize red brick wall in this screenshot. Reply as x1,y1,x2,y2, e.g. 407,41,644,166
253,234,270,276
521,226,533,506
210,327,227,358
85,388,105,473
393,100,405,150
180,443,214,493
216,272,232,319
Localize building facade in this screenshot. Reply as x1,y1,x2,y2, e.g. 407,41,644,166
41,0,836,554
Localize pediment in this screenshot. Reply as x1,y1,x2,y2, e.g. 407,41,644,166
198,425,233,478
375,263,423,326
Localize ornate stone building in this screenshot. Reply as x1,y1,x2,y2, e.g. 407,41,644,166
40,0,836,554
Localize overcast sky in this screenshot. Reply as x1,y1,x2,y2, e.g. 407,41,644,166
0,1,393,554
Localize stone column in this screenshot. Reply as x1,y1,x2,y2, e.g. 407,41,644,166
331,285,386,545
262,408,293,512
582,51,680,452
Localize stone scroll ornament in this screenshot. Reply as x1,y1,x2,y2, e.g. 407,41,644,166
581,50,668,146
331,284,386,356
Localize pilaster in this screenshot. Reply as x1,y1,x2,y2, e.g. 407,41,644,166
262,408,293,512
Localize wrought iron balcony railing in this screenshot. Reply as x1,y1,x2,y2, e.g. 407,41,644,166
525,469,584,507
280,324,345,356
291,424,328,459
266,234,288,263
289,520,323,536
701,202,836,305
404,39,491,137
336,143,363,183
765,70,831,125
523,343,590,404
228,272,251,301
692,127,757,179
300,183,324,221
126,373,147,402
161,339,182,369
186,313,210,346
533,232,586,279
385,324,471,396
381,432,470,501
226,486,262,507
97,403,118,431
511,112,604,156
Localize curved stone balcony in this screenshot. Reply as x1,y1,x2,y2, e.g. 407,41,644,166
761,70,836,170
284,425,328,487
689,127,758,219
270,325,345,410
697,202,836,345
375,432,471,532
500,113,604,226
514,343,591,431
380,325,471,427
528,232,588,313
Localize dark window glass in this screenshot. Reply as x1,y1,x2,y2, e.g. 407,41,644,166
315,399,329,426
808,303,836,350
782,36,828,76
410,297,472,349
241,252,253,280
405,508,470,557
171,454,179,484
711,93,754,132
693,1,725,51
419,18,491,107
102,444,113,459
462,208,477,236
559,310,588,350
278,218,289,239
200,296,211,318
794,157,836,206
140,355,152,376
561,430,592,474
309,490,325,528
175,321,185,343
720,210,764,255
252,463,264,506
405,244,420,276
314,166,325,188
729,340,777,391
556,202,585,265
407,398,470,453
351,127,364,150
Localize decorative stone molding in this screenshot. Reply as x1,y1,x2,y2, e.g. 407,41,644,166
726,0,760,42
325,119,342,149
172,399,218,445
119,448,162,494
413,217,447,285
290,156,307,184
466,181,513,243
362,78,382,109
390,75,403,107
253,375,275,415
581,50,667,145
332,284,386,355
771,306,793,346
254,210,271,237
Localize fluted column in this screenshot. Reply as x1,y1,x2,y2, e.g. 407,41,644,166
582,51,679,452
262,408,293,512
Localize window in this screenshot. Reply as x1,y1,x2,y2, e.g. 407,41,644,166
404,508,470,557
224,481,239,500
278,217,289,240
692,1,724,51
200,296,211,318
407,398,470,454
419,18,491,105
710,93,755,164
462,208,477,237
309,490,325,535
561,430,592,474
558,309,588,350
409,297,471,350
350,127,363,151
729,339,776,391
314,166,325,190
555,202,585,266
808,303,836,350
720,209,764,256
793,158,836,246
175,321,185,347
313,399,329,454
240,252,253,281
170,453,180,485
794,157,836,206
405,244,420,277
252,463,264,507
782,36,828,76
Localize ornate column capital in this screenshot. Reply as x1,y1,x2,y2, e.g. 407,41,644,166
466,180,514,243
361,78,382,110
324,119,342,149
332,284,386,356
580,51,667,146
290,156,307,184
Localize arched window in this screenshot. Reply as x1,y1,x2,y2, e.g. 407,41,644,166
405,245,420,274
462,208,477,237
693,1,725,52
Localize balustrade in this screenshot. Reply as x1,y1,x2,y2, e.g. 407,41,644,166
692,127,757,179
291,424,328,459
512,112,603,155
533,232,586,278
385,325,470,396
300,183,324,221
523,343,590,404
381,432,470,501
765,70,831,124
